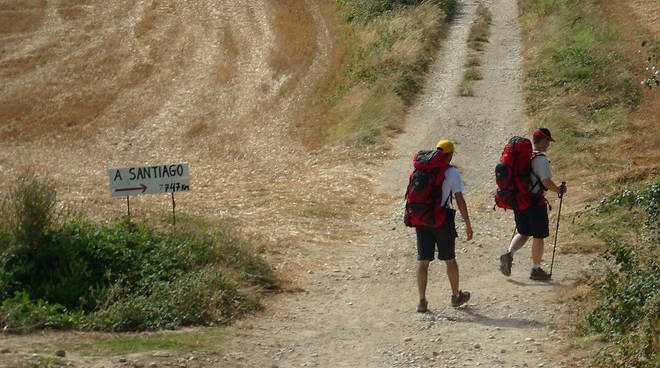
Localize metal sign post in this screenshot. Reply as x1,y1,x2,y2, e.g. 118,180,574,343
171,192,176,226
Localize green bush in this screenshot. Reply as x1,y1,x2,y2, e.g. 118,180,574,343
0,175,278,332
1,171,56,252
91,270,253,331
585,182,660,367
0,291,81,331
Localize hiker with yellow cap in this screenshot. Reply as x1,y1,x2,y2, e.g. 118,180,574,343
403,139,473,312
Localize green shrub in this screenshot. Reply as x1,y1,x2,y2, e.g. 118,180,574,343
0,174,277,332
92,270,254,331
585,182,660,367
1,171,56,252
0,291,81,332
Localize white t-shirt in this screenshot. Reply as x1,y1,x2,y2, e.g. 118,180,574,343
440,167,466,209
530,152,552,194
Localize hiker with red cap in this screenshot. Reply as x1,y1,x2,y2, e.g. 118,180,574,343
499,128,567,280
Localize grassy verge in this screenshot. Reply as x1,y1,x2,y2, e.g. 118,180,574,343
518,0,659,366
62,328,229,355
0,172,277,333
296,0,457,148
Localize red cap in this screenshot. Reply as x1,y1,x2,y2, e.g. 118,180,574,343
533,128,555,142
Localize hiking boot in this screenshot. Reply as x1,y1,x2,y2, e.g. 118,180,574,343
499,252,513,276
530,267,551,281
451,290,470,308
417,299,428,313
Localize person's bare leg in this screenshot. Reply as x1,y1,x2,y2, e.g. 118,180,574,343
417,260,430,300
532,237,544,266
509,233,530,252
445,259,459,296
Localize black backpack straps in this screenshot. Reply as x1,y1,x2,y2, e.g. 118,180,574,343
529,170,542,192
529,154,546,192
440,166,454,208
442,190,453,208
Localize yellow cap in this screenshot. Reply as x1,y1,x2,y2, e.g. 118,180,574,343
436,139,455,153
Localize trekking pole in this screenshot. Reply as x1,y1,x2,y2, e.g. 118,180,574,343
549,182,566,277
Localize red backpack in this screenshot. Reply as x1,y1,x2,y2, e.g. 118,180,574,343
404,150,450,228
494,136,545,210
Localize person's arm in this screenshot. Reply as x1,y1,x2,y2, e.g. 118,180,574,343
454,192,473,241
533,155,566,196
541,178,567,195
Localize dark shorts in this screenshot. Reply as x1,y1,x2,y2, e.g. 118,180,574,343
416,209,458,261
514,202,549,239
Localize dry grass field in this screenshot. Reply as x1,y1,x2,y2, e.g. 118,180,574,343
0,0,372,253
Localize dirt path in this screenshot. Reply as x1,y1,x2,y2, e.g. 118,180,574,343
1,1,595,367
211,1,593,367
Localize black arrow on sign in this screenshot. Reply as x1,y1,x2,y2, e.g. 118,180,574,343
115,184,147,193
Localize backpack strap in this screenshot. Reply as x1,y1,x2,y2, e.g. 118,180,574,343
529,153,546,192
442,190,453,208
438,166,454,208
529,153,551,209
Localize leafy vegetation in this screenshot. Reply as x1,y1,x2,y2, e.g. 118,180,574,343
0,173,277,332
519,0,659,366
579,182,659,367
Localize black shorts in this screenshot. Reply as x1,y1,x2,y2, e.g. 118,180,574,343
514,202,549,239
416,209,458,261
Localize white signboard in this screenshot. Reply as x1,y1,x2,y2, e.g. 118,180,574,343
109,163,190,197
